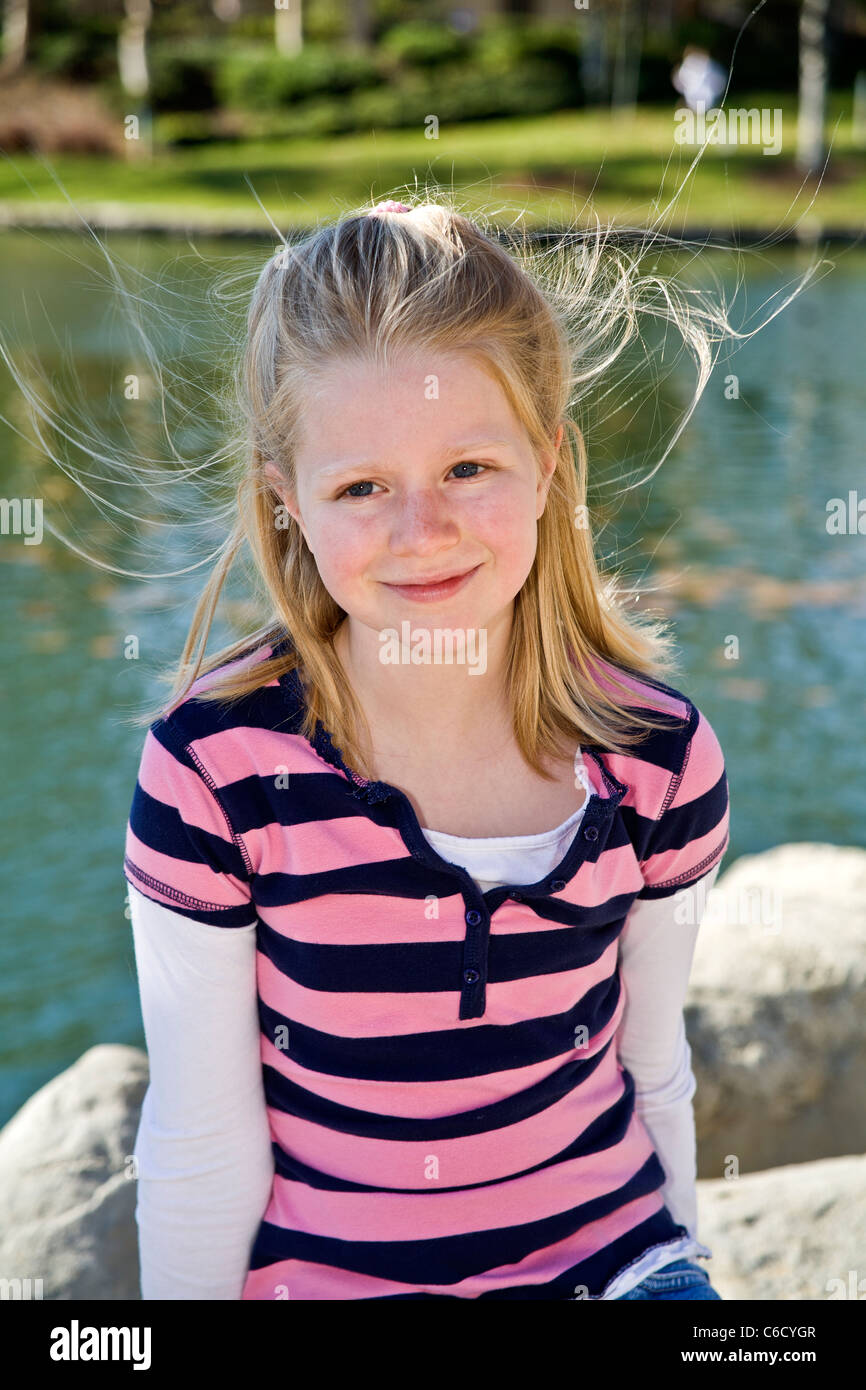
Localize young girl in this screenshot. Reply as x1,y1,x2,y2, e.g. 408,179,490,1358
123,195,735,1301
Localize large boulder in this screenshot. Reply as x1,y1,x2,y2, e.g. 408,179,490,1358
697,1152,866,1301
686,843,866,1177
0,1044,147,1300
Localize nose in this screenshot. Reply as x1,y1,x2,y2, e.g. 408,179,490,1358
388,487,461,555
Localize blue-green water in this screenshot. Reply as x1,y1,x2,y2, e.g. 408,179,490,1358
0,232,864,1126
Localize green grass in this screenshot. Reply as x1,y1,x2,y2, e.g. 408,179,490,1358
0,97,862,233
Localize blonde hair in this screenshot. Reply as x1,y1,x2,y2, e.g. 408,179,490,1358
139,187,825,779
3,180,825,781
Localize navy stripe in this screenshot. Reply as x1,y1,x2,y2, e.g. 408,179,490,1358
268,1068,639,1193
258,975,620,1092
256,902,629,993
246,1152,671,1287
127,780,251,882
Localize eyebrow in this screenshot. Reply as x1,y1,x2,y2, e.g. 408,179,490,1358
316,440,512,478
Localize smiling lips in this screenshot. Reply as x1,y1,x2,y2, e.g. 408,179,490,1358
382,564,482,601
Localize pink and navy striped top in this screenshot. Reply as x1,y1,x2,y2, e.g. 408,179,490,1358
123,631,730,1300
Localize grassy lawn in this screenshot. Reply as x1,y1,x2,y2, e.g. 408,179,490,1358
0,97,862,234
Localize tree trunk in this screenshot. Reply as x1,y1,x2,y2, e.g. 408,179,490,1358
797,0,829,173
581,3,609,105
118,0,152,100
0,0,29,78
347,0,373,47
275,0,302,56
611,0,643,113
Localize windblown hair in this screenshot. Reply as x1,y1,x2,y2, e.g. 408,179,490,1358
139,187,817,779
0,177,823,781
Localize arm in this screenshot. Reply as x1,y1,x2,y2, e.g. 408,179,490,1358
618,698,730,1245
129,884,274,1299
616,862,721,1243
123,719,273,1298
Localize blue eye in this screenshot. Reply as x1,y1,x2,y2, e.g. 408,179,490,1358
336,462,487,499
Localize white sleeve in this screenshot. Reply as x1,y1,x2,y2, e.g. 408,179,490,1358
615,862,721,1245
127,882,275,1299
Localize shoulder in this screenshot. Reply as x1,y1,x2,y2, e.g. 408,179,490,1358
588,658,726,818
152,630,305,756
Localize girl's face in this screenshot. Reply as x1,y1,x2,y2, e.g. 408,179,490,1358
266,351,560,639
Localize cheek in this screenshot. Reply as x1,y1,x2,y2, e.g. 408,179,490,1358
471,491,539,577
307,508,376,592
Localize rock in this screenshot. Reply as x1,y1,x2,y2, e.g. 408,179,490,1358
697,1152,866,1300
686,844,866,1177
0,1044,148,1300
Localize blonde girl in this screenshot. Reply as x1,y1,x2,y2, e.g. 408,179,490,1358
84,189,809,1300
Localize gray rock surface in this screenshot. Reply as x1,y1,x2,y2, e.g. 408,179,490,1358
697,1153,866,1301
0,1044,147,1300
687,843,866,1177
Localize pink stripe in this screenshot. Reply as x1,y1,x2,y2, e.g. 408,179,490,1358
667,708,726,808
611,754,677,818
260,996,623,1120
262,1122,658,1242
257,938,620,1035
124,827,247,906
249,812,409,877
137,733,228,835
190,726,325,791
239,1188,666,1300
255,845,645,946
641,821,729,885
586,656,688,722
263,1039,628,1186
186,640,280,699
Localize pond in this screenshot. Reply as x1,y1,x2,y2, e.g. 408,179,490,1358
0,231,863,1125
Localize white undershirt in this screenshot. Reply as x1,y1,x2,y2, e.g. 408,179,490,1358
126,746,718,1299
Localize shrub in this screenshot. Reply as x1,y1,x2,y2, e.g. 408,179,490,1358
216,42,380,111
149,41,221,112
378,20,469,69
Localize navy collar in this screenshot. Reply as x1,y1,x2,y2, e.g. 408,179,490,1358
278,651,628,809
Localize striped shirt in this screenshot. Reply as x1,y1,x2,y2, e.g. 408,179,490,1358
123,632,730,1300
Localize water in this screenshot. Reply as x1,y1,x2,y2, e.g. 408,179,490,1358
0,231,863,1125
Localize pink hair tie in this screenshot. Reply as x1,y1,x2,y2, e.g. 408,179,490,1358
367,200,412,217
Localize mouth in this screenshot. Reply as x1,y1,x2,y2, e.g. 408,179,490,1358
381,564,482,601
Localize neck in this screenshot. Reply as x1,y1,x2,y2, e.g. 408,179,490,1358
332,611,514,761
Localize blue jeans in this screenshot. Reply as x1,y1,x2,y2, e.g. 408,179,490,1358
614,1257,722,1300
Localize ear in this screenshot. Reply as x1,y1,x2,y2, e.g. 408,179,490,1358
263,461,285,496
263,462,312,551
535,425,562,517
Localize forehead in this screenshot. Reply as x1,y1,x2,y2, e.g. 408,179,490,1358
295,352,527,464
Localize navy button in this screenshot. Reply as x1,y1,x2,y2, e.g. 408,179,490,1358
511,891,523,902
463,968,480,984
584,825,599,841
550,879,567,892
465,909,482,925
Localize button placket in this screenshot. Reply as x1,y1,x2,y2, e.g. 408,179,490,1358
299,707,629,1020
460,905,488,1019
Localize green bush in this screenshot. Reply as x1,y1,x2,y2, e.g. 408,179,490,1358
378,20,469,68
30,24,116,83
216,42,381,111
474,17,580,73
149,41,221,111
350,59,577,130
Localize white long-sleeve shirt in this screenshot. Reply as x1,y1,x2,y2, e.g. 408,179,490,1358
127,776,719,1300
